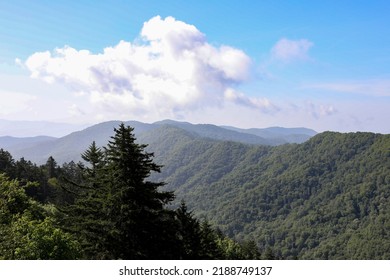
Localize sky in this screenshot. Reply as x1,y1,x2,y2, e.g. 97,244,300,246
0,0,389,133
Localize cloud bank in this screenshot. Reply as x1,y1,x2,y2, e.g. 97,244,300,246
24,16,275,120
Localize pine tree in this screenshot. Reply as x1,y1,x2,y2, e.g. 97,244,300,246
81,141,105,180
60,141,114,259
199,219,223,259
175,201,202,259
103,123,176,259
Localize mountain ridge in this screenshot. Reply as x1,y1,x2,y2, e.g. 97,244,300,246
0,119,317,164
0,121,388,259
145,130,390,259
0,119,89,137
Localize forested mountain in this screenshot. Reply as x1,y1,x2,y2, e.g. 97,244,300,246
1,124,260,260
1,120,388,259
141,128,390,259
0,120,316,164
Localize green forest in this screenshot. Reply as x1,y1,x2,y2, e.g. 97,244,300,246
1,123,389,259
143,126,390,259
0,124,260,260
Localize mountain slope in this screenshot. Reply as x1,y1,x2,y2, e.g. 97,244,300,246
0,119,388,259
143,131,390,259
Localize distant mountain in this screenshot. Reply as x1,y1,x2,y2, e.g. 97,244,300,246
1,120,154,164
155,120,276,145
221,125,317,144
0,119,89,137
0,136,56,151
0,119,316,164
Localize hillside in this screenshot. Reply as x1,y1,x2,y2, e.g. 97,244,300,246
142,130,390,259
1,120,388,259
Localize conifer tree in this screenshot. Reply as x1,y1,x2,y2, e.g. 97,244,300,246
199,219,223,259
103,123,176,259
60,141,114,259
175,201,202,259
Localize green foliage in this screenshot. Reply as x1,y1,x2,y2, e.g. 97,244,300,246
56,124,258,259
2,125,387,260
0,174,80,259
142,130,390,259
4,215,80,260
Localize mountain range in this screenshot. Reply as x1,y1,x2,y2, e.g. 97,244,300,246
1,119,389,259
0,119,89,138
0,119,316,164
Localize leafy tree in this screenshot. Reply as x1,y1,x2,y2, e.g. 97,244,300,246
0,173,80,259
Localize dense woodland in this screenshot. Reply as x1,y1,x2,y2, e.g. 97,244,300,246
1,123,389,259
0,124,260,260
143,126,390,259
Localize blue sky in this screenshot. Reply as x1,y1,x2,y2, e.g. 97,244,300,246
0,0,389,133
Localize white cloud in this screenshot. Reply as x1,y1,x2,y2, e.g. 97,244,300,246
224,88,279,113
24,16,257,120
271,38,313,62
305,101,338,119
303,80,390,97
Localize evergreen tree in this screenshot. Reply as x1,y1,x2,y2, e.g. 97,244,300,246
103,123,176,259
0,149,15,177
45,156,58,179
59,141,114,259
199,219,223,259
175,201,202,259
59,124,179,259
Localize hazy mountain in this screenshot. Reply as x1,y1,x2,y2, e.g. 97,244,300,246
0,119,89,137
1,120,155,164
154,120,276,145
0,136,56,150
221,125,317,144
0,119,316,164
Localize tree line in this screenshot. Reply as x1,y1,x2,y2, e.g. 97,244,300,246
0,123,264,259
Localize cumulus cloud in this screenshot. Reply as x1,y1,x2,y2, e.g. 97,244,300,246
271,38,313,62
24,16,259,120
